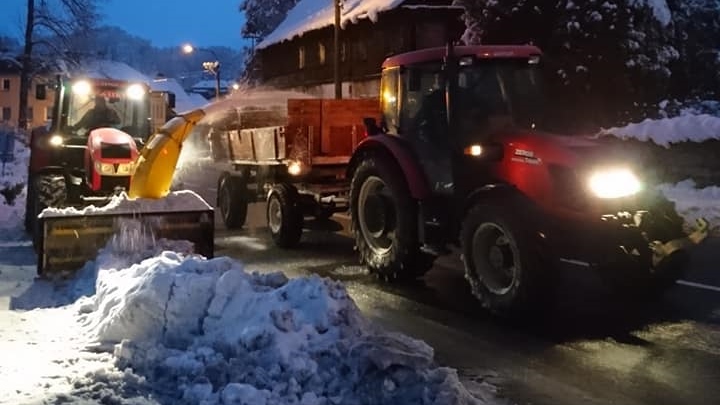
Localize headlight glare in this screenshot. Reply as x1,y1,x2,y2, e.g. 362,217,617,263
48,134,64,147
126,84,146,100
287,161,302,176
588,168,642,199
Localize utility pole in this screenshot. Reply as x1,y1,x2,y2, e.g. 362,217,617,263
334,0,341,99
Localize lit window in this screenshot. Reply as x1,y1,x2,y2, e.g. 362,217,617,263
298,46,305,69
318,43,326,65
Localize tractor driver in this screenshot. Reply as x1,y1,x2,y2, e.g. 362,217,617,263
72,96,121,132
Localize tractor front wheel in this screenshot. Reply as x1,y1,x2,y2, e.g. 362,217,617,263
29,174,67,249
460,204,542,317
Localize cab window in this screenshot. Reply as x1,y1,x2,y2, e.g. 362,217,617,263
380,67,400,134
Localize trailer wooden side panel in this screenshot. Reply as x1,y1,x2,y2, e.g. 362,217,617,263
217,98,379,166
320,99,380,158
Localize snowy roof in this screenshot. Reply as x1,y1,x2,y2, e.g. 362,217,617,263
151,77,208,113
257,0,407,50
73,59,152,83
191,79,234,90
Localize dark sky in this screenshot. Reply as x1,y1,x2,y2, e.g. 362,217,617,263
1,0,248,49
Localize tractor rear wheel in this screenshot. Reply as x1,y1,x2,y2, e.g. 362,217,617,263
266,183,303,248
460,204,542,317
217,173,249,229
350,156,434,281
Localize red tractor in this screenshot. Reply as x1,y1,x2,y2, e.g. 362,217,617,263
346,44,707,315
25,77,154,238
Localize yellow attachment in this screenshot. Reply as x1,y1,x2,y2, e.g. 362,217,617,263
128,109,205,199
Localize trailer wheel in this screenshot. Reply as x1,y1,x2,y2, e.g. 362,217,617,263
217,173,248,229
29,174,67,249
350,156,434,281
267,183,303,248
461,204,541,316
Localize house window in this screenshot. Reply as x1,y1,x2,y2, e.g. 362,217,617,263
1,79,9,91
340,42,347,62
45,106,53,121
298,46,305,69
27,107,33,121
36,84,46,99
2,107,10,121
354,40,367,61
318,43,326,65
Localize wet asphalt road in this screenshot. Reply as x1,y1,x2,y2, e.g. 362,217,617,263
180,160,720,405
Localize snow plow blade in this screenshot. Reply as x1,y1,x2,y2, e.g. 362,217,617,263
36,194,214,275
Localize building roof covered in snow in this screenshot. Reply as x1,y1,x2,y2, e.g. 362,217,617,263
151,77,208,113
73,59,152,83
257,0,417,50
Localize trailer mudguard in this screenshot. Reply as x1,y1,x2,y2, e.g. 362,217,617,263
349,134,430,199
129,109,205,199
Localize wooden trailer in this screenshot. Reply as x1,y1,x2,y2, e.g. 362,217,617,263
210,98,380,247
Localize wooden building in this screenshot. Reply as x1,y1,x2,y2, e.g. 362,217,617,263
253,0,464,98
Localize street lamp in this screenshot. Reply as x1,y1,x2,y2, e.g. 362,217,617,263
182,43,221,99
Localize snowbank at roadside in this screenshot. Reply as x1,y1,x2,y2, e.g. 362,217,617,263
597,114,720,147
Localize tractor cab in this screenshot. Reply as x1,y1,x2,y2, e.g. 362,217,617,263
53,78,153,142
376,45,545,194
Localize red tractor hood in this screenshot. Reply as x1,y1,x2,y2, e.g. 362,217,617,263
496,130,637,170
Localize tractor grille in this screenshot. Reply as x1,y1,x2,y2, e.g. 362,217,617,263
101,142,132,159
100,175,130,192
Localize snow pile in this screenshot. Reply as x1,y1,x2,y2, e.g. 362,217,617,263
40,189,212,217
658,179,720,235
597,114,720,147
65,247,482,405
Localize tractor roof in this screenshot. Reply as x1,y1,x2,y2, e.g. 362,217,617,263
382,45,542,68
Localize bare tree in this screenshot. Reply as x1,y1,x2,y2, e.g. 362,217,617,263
18,0,102,129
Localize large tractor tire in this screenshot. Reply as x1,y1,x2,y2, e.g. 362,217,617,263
217,173,249,229
266,183,303,248
460,204,543,317
28,174,67,249
350,156,434,281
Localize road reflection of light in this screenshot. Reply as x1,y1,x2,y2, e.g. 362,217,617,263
330,265,368,277
216,235,269,251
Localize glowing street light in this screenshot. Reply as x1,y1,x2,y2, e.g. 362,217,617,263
182,43,221,99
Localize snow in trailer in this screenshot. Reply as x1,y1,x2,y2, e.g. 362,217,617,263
1,111,720,404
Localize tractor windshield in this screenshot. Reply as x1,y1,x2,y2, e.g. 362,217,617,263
454,59,545,140
63,79,152,139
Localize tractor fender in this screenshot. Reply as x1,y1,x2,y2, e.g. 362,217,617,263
462,183,539,219
348,134,430,199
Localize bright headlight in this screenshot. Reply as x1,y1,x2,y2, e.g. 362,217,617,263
126,83,146,100
94,162,115,174
588,168,642,199
48,134,64,147
287,161,303,176
71,80,92,96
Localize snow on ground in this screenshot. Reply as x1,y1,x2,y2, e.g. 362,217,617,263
1,128,490,404
2,111,720,404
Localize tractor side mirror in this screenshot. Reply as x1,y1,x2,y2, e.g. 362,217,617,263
363,117,382,136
